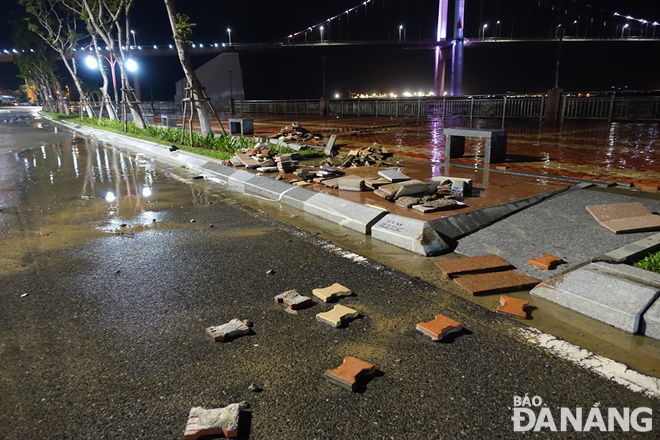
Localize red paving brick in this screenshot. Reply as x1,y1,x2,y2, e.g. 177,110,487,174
496,295,529,319
586,202,660,234
453,270,539,295
528,253,564,270
324,356,377,391
434,254,514,279
416,314,463,341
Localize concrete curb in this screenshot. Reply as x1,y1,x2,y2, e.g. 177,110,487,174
43,115,448,256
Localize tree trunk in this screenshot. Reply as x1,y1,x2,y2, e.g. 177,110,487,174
163,0,212,137
61,56,94,118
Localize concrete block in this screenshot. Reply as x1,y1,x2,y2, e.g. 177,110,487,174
602,232,660,263
434,254,513,279
454,270,539,295
371,214,449,256
337,177,365,191
416,314,462,341
206,319,251,342
201,162,236,182
324,356,376,391
378,169,410,182
280,187,317,210
227,170,257,191
303,193,388,234
324,135,337,156
316,304,359,327
531,262,660,333
642,299,660,340
312,283,352,302
497,295,529,319
431,176,473,197
184,404,241,439
274,289,312,310
243,176,295,200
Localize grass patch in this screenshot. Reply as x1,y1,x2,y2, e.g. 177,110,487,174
634,251,660,274
42,112,324,160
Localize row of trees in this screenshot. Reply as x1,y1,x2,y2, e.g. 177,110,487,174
14,0,213,136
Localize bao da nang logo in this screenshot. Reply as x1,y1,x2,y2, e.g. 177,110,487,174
512,395,653,432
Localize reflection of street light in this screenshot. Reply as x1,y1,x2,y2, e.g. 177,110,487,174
227,28,232,45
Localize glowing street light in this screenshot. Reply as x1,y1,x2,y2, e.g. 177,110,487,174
130,29,137,49
227,28,232,45
398,25,404,42
320,26,324,42
125,58,138,72
622,23,629,38
481,23,488,39
85,55,98,69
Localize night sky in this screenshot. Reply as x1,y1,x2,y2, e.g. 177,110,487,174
1,0,659,100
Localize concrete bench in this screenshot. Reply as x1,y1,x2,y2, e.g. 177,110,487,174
229,118,254,135
444,128,507,163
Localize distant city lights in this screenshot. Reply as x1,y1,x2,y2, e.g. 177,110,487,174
347,91,435,99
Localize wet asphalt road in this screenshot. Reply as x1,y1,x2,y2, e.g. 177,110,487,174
0,108,657,439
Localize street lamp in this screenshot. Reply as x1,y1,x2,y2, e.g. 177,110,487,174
398,25,404,42
85,55,98,69
481,23,488,39
130,30,137,49
653,22,658,39
125,58,138,72
320,26,324,42
622,23,629,38
496,20,501,38
227,28,232,45
555,23,562,38
85,49,119,104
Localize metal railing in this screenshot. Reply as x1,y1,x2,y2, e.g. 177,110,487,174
561,95,660,121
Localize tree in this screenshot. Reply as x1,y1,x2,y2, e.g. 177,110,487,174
68,0,148,128
163,0,212,137
20,0,95,117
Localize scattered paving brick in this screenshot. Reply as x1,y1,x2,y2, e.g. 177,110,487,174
323,356,377,391
312,282,352,302
586,202,660,234
274,289,312,310
496,295,529,319
316,304,360,327
434,254,514,279
206,319,252,342
183,403,243,439
453,270,539,295
416,314,463,341
528,253,564,270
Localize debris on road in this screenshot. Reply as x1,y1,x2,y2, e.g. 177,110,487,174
416,314,463,341
312,283,352,302
206,319,252,342
497,295,529,319
271,123,325,145
453,270,539,296
340,143,395,168
316,304,359,327
274,289,313,310
324,356,377,391
184,403,244,439
434,254,514,279
528,253,564,270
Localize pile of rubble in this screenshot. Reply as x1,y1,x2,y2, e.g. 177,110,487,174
334,170,472,213
271,123,325,146
225,143,303,173
340,143,397,168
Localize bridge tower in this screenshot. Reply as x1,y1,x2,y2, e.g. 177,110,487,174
434,0,465,96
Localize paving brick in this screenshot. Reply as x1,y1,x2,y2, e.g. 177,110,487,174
323,356,376,391
337,177,365,191
453,270,539,295
206,319,251,342
416,314,462,340
184,404,241,439
586,202,660,234
377,169,410,182
312,282,352,302
274,289,312,310
528,253,564,270
434,254,514,279
316,304,359,327
496,295,529,319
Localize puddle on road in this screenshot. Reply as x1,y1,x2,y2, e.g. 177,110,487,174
2,110,658,378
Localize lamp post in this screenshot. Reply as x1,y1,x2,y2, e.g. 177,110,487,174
320,26,324,42
653,22,658,39
481,23,488,39
398,25,403,42
227,28,232,45
130,30,137,48
622,23,629,38
496,20,501,38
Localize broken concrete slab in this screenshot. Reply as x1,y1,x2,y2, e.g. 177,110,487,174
411,199,465,213
531,262,660,333
274,289,312,310
528,253,564,270
601,232,660,263
316,304,359,327
586,202,660,234
313,283,352,302
378,169,410,182
434,254,514,279
497,295,529,319
302,193,388,234
235,152,261,169
337,177,365,192
184,404,242,439
453,270,539,295
416,314,462,341
324,135,337,156
229,156,244,167
371,214,449,256
394,180,430,198
206,319,251,342
431,176,473,197
324,356,376,391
